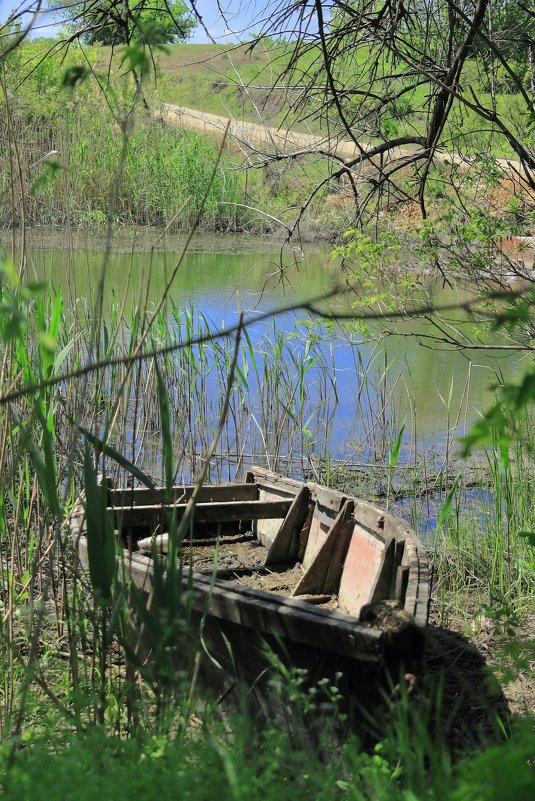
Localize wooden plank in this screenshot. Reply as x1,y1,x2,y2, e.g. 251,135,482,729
338,525,388,616
265,485,312,565
255,489,289,548
115,499,292,529
323,503,356,594
311,485,348,512
351,500,415,545
119,550,384,662
297,500,315,562
108,483,259,508
300,493,348,570
367,536,396,604
293,593,333,605
401,539,430,629
312,503,344,529
197,565,269,579
247,466,303,496
351,501,389,541
292,500,354,596
391,540,406,600
394,564,410,603
253,473,302,548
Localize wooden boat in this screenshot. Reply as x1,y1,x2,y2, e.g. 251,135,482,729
72,466,429,727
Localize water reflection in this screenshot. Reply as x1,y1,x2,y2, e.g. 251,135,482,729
16,232,525,467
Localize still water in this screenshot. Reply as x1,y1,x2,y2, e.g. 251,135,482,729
15,230,526,470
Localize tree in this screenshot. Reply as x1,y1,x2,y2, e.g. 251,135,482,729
250,0,534,228
48,1,196,46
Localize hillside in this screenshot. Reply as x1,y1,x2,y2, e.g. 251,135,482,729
2,36,532,237
144,42,529,162
101,41,306,131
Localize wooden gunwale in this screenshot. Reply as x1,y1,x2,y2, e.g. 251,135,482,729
107,483,259,505
76,537,384,663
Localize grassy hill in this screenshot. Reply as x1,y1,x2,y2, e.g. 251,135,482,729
130,41,315,133
145,42,529,162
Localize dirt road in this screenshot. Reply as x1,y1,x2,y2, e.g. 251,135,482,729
157,101,528,179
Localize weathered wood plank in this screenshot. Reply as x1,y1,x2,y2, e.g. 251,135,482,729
292,593,333,605
115,499,292,529
292,500,354,596
253,472,302,548
265,485,312,566
323,503,356,594
368,536,396,605
108,483,259,508
401,539,430,629
297,500,315,562
120,550,384,662
311,485,348,512
338,525,388,616
247,467,303,495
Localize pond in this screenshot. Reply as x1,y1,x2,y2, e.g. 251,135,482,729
6,229,526,503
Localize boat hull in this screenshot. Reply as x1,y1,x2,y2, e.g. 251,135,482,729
72,467,429,732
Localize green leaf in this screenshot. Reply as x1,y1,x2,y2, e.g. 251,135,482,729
243,327,257,372
55,330,82,373
234,363,248,389
23,433,59,517
83,446,116,606
120,44,150,75
513,372,535,409
388,424,405,468
30,159,62,196
460,404,507,455
436,478,459,531
25,281,48,294
155,359,174,492
2,306,25,342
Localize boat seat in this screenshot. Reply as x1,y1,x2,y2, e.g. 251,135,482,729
110,499,293,529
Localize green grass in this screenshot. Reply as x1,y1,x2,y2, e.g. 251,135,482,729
0,38,351,234
0,100,246,230
0,699,533,801
2,36,531,239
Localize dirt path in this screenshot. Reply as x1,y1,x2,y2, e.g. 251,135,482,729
157,101,527,179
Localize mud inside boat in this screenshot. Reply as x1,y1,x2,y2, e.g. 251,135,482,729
115,518,336,605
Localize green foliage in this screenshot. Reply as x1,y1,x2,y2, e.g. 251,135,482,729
48,1,196,46
1,251,534,800
0,706,533,801
62,64,90,88
483,1,535,70
461,369,535,455
0,101,246,230
0,722,382,801
30,157,62,196
1,13,535,800
451,721,535,801
82,447,116,606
